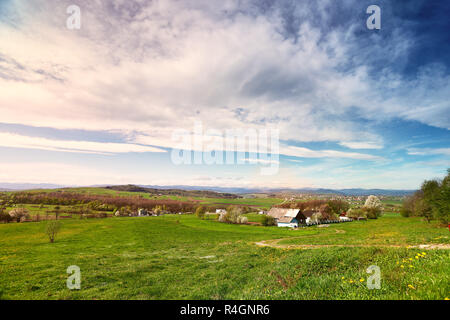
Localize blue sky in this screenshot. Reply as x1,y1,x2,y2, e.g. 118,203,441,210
0,0,448,189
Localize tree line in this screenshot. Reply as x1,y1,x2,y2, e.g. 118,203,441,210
401,169,449,225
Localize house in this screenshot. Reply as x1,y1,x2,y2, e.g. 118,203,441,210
258,210,267,215
339,216,352,222
268,207,319,227
277,216,299,228
216,209,226,214
267,208,291,220
138,208,149,216
268,208,302,228
299,209,316,224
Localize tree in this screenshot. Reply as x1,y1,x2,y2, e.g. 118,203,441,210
8,208,30,223
319,204,338,220
431,169,450,224
327,200,350,216
363,195,382,219
45,221,61,243
261,215,275,226
195,206,206,219
0,208,12,223
153,205,162,216
54,205,61,220
346,208,366,219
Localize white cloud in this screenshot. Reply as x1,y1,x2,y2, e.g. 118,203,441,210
0,132,166,154
281,145,382,161
339,141,383,150
407,148,450,156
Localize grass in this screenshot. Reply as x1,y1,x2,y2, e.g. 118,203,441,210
278,213,450,246
0,213,448,300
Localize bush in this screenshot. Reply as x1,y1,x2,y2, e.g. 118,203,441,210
8,208,30,223
0,210,12,223
363,206,382,219
237,216,248,224
195,206,206,219
346,208,366,219
400,207,410,217
261,215,276,226
311,212,323,223
217,206,248,224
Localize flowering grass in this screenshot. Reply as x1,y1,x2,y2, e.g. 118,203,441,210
0,214,448,300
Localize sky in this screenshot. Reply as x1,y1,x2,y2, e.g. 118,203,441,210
0,0,449,189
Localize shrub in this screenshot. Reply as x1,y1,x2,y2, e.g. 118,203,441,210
0,210,12,223
95,212,108,218
45,221,61,243
195,206,206,219
346,208,366,219
8,208,30,223
311,212,323,223
261,215,275,226
237,216,248,224
363,206,382,219
400,207,410,217
217,206,247,224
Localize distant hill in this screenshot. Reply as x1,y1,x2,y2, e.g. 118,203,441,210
141,185,415,196
0,183,66,191
0,182,415,197
105,185,240,199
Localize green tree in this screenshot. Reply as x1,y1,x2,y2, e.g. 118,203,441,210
432,169,450,224
261,215,276,226
327,200,350,216
195,206,206,219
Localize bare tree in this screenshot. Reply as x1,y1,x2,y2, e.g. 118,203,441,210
45,221,61,243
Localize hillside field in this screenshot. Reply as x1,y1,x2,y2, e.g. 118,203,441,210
0,213,448,300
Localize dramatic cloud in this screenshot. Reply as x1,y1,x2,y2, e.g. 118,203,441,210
0,0,448,188
1,0,447,145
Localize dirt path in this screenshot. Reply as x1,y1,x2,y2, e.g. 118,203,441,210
254,238,450,250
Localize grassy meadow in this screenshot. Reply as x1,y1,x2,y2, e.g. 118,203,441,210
0,212,448,300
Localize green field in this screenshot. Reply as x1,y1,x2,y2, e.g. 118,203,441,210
0,213,448,300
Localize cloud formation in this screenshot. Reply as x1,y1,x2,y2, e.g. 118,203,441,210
0,0,448,188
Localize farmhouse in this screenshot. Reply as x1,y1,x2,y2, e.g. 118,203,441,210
267,208,302,227
267,207,319,227
267,208,290,220
216,209,226,214
277,216,299,228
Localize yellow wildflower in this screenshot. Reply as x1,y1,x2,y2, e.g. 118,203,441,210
349,280,354,283
341,276,345,280
400,265,404,268
360,278,364,282
408,284,415,290
422,252,426,255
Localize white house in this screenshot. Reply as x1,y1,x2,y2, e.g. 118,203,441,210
216,209,226,214
277,216,299,228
